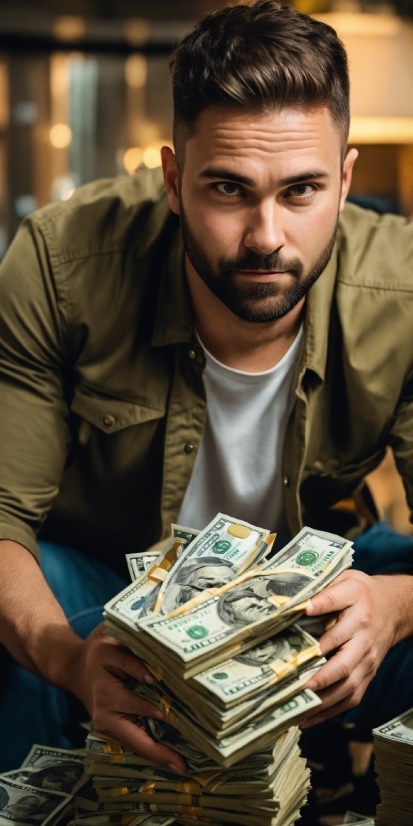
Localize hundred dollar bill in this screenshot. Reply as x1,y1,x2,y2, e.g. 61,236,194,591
373,707,413,746
21,745,84,770
146,689,321,767
130,527,352,678
67,814,177,825
0,775,71,825
343,813,375,824
7,744,88,796
106,526,199,621
192,624,321,706
259,526,353,603
126,553,161,581
153,514,274,615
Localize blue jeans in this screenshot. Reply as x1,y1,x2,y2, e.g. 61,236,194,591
0,542,128,773
0,523,412,771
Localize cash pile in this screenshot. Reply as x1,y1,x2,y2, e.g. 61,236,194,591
105,515,353,767
98,515,353,823
0,742,178,825
0,744,91,826
373,707,413,826
84,726,310,826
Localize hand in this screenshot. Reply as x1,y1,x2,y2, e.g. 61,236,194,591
71,624,187,773
300,570,398,728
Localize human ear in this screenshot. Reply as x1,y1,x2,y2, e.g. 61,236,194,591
339,147,359,212
161,146,180,215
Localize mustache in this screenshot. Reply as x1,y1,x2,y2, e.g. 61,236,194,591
220,250,303,277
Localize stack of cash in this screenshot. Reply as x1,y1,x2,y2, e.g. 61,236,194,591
373,707,413,826
93,515,352,823
104,515,353,767
342,813,375,825
84,726,311,826
0,515,353,826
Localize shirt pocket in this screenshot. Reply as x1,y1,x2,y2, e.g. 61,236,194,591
70,385,165,441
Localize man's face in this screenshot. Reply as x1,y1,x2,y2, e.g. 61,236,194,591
191,565,233,589
163,105,356,323
230,594,275,623
8,794,40,816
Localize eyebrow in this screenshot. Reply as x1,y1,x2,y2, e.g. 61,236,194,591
198,167,329,187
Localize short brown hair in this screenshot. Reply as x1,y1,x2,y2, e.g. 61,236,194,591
171,1,350,156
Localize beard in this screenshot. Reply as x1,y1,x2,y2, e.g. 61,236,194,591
180,202,339,324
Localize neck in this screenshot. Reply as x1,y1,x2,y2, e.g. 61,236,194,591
186,256,305,372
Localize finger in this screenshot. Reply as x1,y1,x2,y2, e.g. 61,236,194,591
306,660,369,714
112,683,164,720
306,636,373,693
110,717,187,774
316,609,364,658
106,647,155,684
300,676,371,728
306,573,365,617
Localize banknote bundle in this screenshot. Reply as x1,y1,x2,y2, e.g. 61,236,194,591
104,515,353,767
83,726,311,826
373,707,413,826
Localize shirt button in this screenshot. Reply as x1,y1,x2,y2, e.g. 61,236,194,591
103,414,115,428
184,442,194,454
283,475,290,487
189,349,196,360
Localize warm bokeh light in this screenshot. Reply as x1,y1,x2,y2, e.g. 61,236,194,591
52,16,87,42
142,146,162,169
124,19,150,47
125,55,147,89
49,123,72,149
123,147,144,174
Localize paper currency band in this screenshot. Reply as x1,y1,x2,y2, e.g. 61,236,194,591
110,786,131,796
269,643,322,678
102,741,124,754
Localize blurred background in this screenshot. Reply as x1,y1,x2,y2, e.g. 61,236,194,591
0,0,412,532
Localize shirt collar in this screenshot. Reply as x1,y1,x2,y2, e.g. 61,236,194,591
300,244,338,382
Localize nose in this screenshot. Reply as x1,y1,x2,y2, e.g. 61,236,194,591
243,199,286,256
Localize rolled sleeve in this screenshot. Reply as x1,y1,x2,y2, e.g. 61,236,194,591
0,217,71,560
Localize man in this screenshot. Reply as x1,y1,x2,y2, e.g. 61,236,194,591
0,0,412,776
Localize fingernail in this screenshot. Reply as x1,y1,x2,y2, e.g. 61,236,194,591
155,710,165,720
306,601,315,615
167,763,181,773
144,674,154,684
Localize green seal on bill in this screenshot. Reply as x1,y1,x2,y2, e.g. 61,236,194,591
213,540,232,554
296,550,319,566
187,625,209,639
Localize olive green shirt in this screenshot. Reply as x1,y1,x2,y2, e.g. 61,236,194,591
0,168,412,577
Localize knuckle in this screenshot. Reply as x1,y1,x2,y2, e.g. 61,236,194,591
323,591,336,611
338,660,351,681
346,677,359,696
358,611,371,630
364,645,377,672
326,631,340,651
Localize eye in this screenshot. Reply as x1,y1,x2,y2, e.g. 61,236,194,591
288,184,316,198
216,182,242,196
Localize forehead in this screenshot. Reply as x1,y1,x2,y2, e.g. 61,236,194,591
184,105,342,175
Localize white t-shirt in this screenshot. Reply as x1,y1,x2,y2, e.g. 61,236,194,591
178,328,303,533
